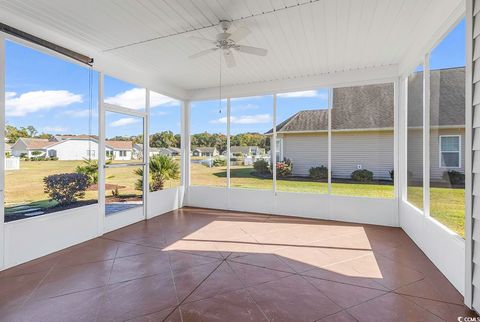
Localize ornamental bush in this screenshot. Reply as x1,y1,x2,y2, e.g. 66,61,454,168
212,158,227,167
43,173,89,205
276,159,293,177
309,166,328,180
253,159,270,174
351,169,373,182
443,170,465,186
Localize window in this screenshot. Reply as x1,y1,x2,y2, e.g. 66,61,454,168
331,83,394,198
190,99,227,187
149,91,181,190
276,89,329,194
5,40,98,222
119,151,127,157
439,136,461,168
276,139,283,162
429,19,465,237
407,65,424,210
87,150,96,158
230,95,273,190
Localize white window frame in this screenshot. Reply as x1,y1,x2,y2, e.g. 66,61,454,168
275,138,284,162
439,135,461,169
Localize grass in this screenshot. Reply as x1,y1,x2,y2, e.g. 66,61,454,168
5,160,465,237
407,186,465,237
191,163,465,237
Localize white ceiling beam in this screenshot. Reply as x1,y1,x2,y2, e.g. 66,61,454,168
186,64,400,101
0,10,188,100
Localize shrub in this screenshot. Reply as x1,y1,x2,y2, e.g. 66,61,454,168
253,159,270,174
212,158,227,167
351,169,373,182
43,173,88,206
389,170,394,181
309,166,328,180
49,157,59,161
135,155,180,192
275,159,293,177
443,170,465,186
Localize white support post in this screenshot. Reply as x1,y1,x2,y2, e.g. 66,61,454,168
0,34,5,269
401,76,409,203
98,72,105,235
227,98,231,188
272,94,277,194
465,0,474,307
393,78,400,216
182,100,191,190
144,89,150,220
423,55,430,217
328,88,333,194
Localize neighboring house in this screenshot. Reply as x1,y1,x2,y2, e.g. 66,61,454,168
5,142,12,156
135,144,181,157
266,67,465,182
168,147,181,156
192,147,219,157
228,146,266,157
105,140,133,161
11,135,134,161
11,138,53,158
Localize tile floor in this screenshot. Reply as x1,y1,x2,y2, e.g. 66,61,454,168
0,207,477,321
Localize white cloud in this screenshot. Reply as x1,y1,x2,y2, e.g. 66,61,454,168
105,88,178,110
63,109,92,117
110,117,140,127
43,126,68,133
6,90,82,117
277,90,327,99
210,114,272,125
231,104,259,112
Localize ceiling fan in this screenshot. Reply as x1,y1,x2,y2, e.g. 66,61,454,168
188,20,268,68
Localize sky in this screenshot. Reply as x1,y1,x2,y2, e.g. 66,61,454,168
5,18,465,138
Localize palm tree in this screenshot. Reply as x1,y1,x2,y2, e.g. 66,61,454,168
75,158,112,185
135,154,180,192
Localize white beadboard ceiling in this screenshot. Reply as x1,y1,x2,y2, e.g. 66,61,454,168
0,0,464,98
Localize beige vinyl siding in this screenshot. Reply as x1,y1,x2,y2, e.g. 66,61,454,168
281,133,328,176
408,128,465,182
331,131,393,180
282,131,393,180
407,128,423,182
282,129,463,181
430,128,465,181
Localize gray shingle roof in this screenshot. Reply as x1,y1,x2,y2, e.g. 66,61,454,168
268,67,464,134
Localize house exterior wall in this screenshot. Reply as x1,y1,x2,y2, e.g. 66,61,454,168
10,140,28,157
112,150,132,161
46,140,99,161
408,127,465,182
282,128,465,181
281,133,328,176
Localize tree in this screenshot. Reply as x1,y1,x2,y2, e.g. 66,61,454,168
134,155,180,192
6,125,29,143
25,125,38,137
150,131,178,148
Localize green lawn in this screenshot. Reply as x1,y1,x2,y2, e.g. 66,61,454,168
5,160,465,237
192,163,465,237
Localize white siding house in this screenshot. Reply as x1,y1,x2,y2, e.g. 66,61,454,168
11,136,134,161
270,67,465,182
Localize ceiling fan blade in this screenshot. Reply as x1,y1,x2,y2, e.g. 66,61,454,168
223,50,236,68
188,36,216,45
228,27,251,42
235,45,268,56
189,48,218,59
